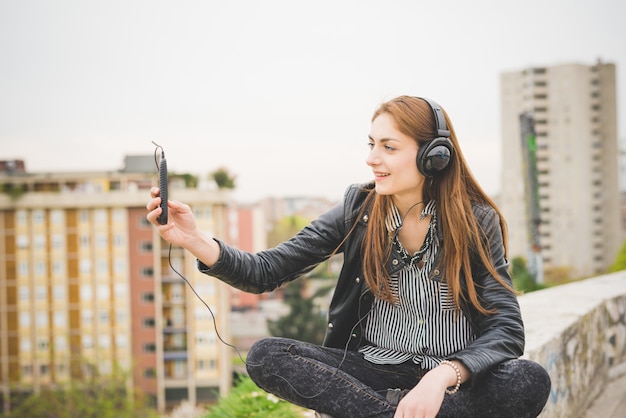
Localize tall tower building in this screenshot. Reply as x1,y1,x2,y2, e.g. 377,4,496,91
0,159,233,413
500,60,621,279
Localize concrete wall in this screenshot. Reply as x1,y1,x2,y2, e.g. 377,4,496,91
519,271,626,418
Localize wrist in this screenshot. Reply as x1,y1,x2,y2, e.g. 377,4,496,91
439,360,462,395
189,232,221,267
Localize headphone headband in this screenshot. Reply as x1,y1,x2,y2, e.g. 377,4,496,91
418,97,450,138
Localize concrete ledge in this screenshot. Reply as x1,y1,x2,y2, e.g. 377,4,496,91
519,271,626,418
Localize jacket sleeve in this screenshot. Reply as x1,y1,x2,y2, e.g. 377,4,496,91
451,206,525,384
197,198,347,294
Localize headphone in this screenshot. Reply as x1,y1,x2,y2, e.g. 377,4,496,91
415,97,454,177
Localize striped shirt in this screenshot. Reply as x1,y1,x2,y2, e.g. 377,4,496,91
358,201,476,370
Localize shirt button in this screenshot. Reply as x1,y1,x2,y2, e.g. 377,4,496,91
355,277,361,283
433,269,440,275
392,259,399,265
328,322,334,329
351,333,357,338
363,215,369,223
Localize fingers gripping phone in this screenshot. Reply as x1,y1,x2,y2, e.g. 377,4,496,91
152,141,168,225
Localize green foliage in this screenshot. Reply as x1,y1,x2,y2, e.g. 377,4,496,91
172,172,199,188
1,183,27,201
510,256,547,293
210,167,236,189
267,215,310,248
267,280,331,345
204,375,301,418
609,240,626,272
3,370,157,418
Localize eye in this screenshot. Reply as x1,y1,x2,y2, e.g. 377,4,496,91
384,145,396,151
367,141,374,149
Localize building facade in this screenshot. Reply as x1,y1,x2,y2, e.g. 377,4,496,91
0,159,233,413
500,60,621,279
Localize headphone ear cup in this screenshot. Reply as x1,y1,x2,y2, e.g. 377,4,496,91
417,137,453,177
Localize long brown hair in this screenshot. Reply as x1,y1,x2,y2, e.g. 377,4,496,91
362,96,512,315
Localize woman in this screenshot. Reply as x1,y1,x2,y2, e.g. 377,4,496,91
146,96,551,418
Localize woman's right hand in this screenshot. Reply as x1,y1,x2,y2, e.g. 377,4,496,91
146,187,221,266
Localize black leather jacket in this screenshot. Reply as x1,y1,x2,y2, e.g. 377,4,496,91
200,183,525,382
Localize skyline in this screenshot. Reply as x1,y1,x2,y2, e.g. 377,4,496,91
1,0,625,203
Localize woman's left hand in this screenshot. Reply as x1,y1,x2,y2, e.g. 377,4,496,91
393,361,462,418
392,375,445,418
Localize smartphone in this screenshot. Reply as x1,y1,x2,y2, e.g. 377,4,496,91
158,153,168,225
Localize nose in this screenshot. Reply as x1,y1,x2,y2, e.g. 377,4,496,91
366,148,380,167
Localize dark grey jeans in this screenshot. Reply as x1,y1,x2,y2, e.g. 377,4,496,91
246,337,551,418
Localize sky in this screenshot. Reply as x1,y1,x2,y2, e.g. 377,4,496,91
1,0,624,203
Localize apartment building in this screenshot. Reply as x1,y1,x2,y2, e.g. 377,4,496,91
0,158,233,413
500,60,621,279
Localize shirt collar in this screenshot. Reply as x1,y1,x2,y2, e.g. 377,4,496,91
387,200,437,232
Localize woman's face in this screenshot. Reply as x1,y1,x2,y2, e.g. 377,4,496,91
367,113,423,200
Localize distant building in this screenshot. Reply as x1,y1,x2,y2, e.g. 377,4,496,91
0,158,233,413
500,60,621,278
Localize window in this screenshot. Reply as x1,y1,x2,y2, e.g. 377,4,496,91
35,261,46,276
141,267,154,278
94,209,107,223
83,335,93,349
116,334,128,348
55,336,67,351
98,334,111,348
36,285,47,300
22,365,32,376
37,338,49,351
96,233,108,248
16,235,29,249
139,216,151,228
32,210,45,224
97,284,109,300
81,285,93,300
143,318,156,328
114,283,126,297
52,261,65,276
99,310,109,323
114,259,126,275
82,309,93,324
50,210,64,224
34,235,46,249
19,312,30,327
16,210,27,225
142,292,155,303
141,241,153,252
18,262,28,277
143,343,156,353
36,311,48,327
20,338,31,352
112,208,125,221
80,259,92,274
53,312,66,327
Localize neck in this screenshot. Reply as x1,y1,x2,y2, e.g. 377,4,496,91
393,194,424,218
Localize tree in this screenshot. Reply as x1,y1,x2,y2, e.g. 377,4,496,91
4,368,157,418
511,256,546,293
267,279,332,345
210,167,236,189
267,215,310,247
609,240,626,272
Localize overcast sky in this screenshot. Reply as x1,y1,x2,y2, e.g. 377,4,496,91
1,0,624,203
